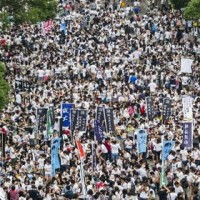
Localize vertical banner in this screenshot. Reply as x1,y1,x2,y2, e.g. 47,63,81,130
94,120,104,142
0,132,5,158
104,108,115,133
75,138,86,159
162,141,175,161
36,108,48,132
77,110,88,132
92,142,97,171
96,107,105,125
42,19,54,35
137,129,148,153
182,96,193,120
160,140,175,187
51,138,61,176
162,98,172,121
71,109,79,133
180,58,193,73
182,122,193,148
49,106,56,126
61,103,74,128
46,109,53,136
146,97,154,120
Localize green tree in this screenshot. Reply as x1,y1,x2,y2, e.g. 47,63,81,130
170,0,190,10
0,0,57,25
0,62,9,111
184,0,200,20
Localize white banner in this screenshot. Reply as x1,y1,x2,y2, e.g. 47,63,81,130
182,96,193,120
180,58,193,73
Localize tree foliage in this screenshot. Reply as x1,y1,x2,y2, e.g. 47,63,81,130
0,0,57,25
184,0,200,20
170,0,190,10
0,62,9,111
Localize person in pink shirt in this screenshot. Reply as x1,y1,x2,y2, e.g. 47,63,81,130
9,185,19,200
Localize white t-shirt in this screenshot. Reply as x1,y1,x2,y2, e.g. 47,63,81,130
148,82,157,92
111,143,121,154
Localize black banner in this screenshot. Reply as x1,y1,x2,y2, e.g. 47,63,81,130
77,110,88,132
15,80,32,92
0,132,5,158
146,97,154,120
71,109,88,133
162,98,172,121
70,109,78,133
36,108,48,132
104,108,115,133
96,107,105,125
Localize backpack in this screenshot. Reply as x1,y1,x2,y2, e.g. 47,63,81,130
129,182,136,195
181,177,189,188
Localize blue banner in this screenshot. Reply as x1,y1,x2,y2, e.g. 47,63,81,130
162,141,175,161
137,129,148,153
61,103,74,128
60,22,67,34
94,120,104,142
51,138,61,176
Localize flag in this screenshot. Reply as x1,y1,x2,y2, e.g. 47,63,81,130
41,19,54,35
46,109,53,135
162,141,175,161
182,96,193,120
146,97,154,120
182,122,193,148
180,58,193,73
104,108,115,133
94,120,104,142
51,138,61,176
60,22,67,34
61,103,74,128
137,129,148,153
75,138,85,159
36,108,48,132
162,98,172,121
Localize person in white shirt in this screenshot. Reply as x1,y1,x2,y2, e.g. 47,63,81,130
148,80,157,93
111,140,121,160
169,187,178,200
174,181,184,194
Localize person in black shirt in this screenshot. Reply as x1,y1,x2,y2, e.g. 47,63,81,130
158,185,170,200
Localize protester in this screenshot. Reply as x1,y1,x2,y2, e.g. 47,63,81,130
0,0,199,199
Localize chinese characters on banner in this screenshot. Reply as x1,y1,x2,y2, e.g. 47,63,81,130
96,107,105,125
36,108,48,132
137,129,148,153
94,120,104,142
104,108,115,133
146,97,154,120
77,110,88,132
162,141,175,161
70,109,78,133
182,122,193,148
61,103,74,128
70,109,88,132
162,98,172,121
182,96,193,120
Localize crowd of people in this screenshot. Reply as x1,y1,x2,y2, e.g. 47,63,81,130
0,0,200,199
